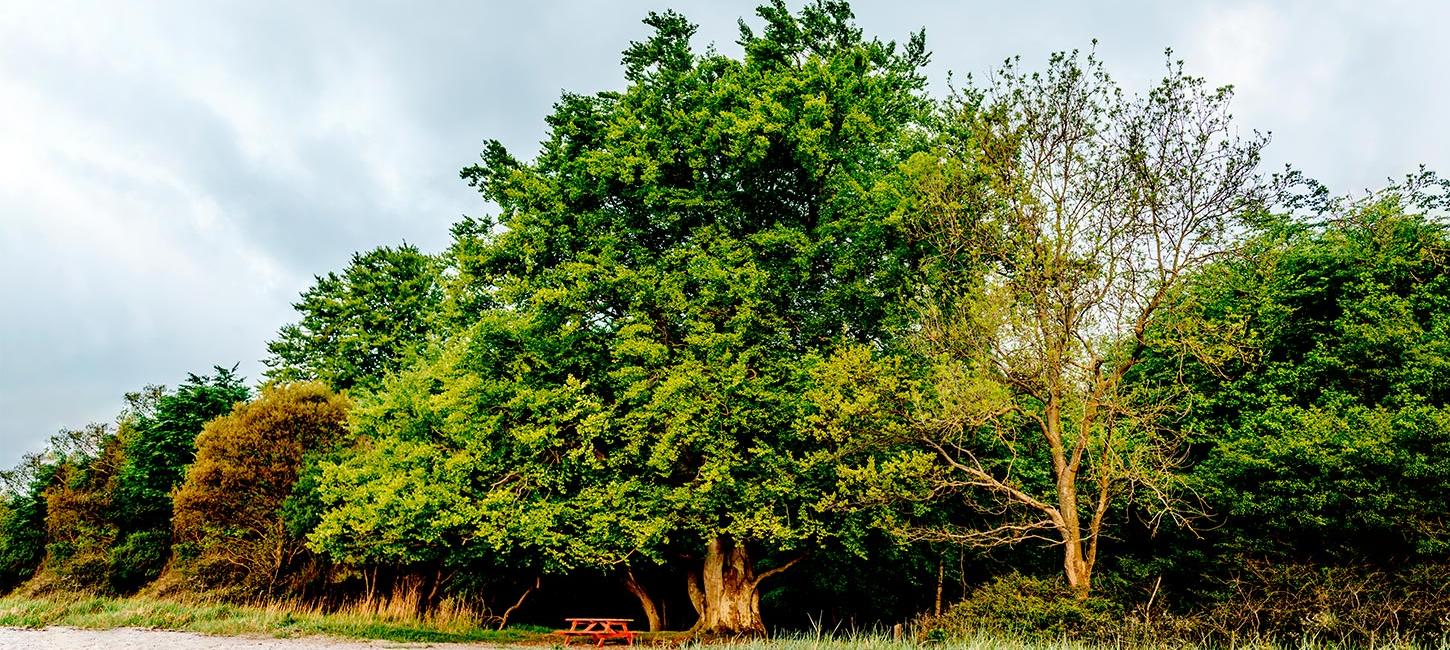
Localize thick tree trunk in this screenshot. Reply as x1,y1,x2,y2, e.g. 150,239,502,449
417,567,442,614
683,537,803,636
696,537,765,636
623,568,663,632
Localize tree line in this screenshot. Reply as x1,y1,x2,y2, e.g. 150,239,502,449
3,1,1449,641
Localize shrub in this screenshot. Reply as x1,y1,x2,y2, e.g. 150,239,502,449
169,382,350,596
923,564,1450,645
921,573,1128,642
108,530,171,593
1200,560,1450,642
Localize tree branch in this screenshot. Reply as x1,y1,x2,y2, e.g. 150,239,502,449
752,553,807,588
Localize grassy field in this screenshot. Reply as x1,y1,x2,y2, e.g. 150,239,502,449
2,593,1433,649
0,592,551,643
0,594,1099,649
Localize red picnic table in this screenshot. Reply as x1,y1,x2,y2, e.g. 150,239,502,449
558,618,635,646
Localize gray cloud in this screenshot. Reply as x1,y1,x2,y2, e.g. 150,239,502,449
2,0,1446,466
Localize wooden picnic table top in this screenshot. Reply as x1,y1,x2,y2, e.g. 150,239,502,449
565,617,634,622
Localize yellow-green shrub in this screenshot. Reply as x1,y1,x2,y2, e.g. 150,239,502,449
169,382,349,596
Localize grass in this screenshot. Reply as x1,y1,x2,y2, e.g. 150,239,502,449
0,592,551,643
695,635,1430,650
703,636,1093,650
682,623,1450,650
2,595,1437,650
0,596,1103,649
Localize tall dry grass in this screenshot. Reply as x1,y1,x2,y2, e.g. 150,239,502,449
0,587,545,643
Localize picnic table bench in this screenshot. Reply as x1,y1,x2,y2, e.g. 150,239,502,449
558,617,636,647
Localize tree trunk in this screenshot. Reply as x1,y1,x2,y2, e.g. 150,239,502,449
419,567,448,614
686,568,706,631
1050,397,1094,600
364,565,379,603
934,560,944,616
1063,539,1093,600
623,568,663,632
697,537,765,636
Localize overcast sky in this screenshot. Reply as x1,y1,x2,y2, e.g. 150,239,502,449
2,0,1447,467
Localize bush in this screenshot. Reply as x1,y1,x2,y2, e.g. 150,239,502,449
1200,560,1450,642
169,382,349,596
922,564,1450,645
108,530,171,593
920,573,1129,642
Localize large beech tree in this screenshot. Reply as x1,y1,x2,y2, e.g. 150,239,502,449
311,0,930,634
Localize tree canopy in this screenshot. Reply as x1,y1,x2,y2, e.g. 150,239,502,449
264,244,443,393
1148,184,1450,562
310,0,933,633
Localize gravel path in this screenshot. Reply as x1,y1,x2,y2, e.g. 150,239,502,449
0,627,516,649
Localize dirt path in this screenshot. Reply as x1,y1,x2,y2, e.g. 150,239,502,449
0,627,516,649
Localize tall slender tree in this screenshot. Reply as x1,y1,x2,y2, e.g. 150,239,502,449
900,51,1267,597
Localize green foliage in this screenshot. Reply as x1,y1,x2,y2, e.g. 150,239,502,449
1204,405,1450,557
106,530,171,594
278,451,338,542
5,3,1450,642
105,368,250,592
0,461,55,592
924,574,1126,642
264,244,444,392
309,433,479,568
1147,192,1450,562
313,4,933,630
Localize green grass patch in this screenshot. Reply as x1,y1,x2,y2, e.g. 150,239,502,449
691,634,1111,650
0,593,549,644
695,631,1450,650
7,596,1433,649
